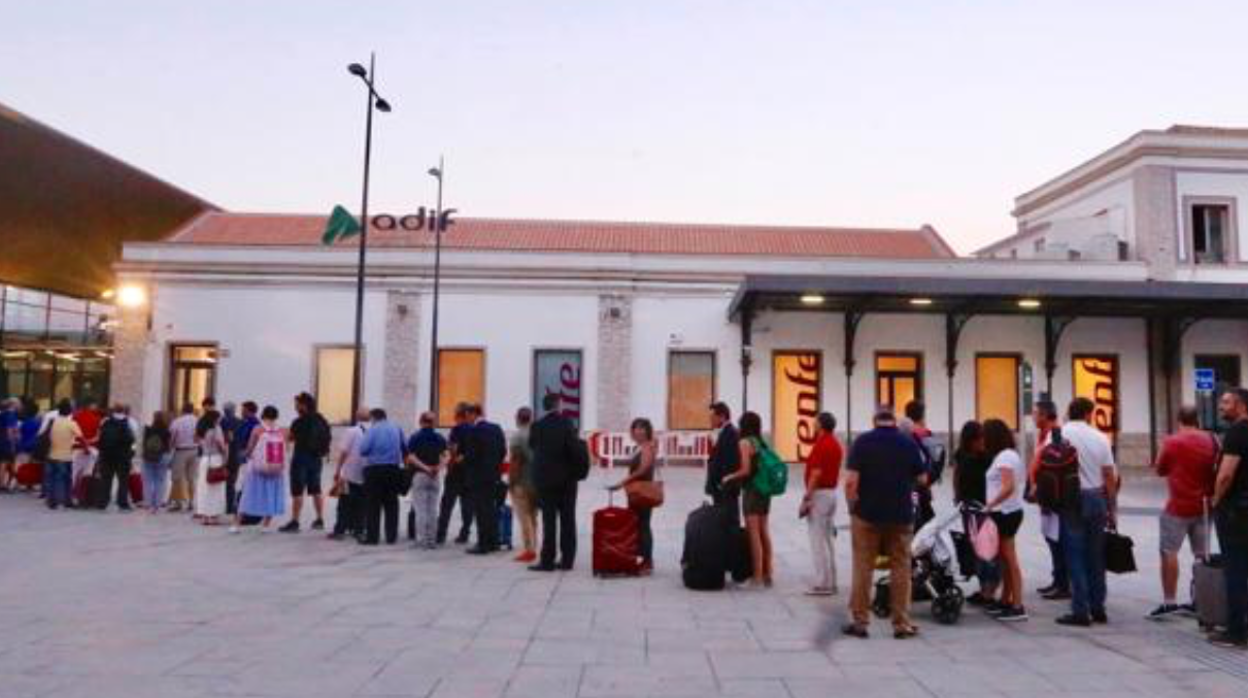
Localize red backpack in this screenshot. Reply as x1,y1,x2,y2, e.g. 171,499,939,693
1035,428,1081,513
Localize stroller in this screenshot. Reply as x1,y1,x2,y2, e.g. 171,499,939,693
871,503,979,625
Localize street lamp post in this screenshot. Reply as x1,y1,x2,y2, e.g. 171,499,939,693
347,54,391,423
427,156,445,415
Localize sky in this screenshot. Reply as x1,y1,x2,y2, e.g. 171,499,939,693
5,0,1248,253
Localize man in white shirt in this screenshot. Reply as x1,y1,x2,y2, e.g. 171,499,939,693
1055,397,1119,627
168,403,200,512
329,408,369,540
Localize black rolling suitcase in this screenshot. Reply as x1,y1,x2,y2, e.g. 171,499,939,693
682,503,729,590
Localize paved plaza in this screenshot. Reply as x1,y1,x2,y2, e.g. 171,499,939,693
2,467,1247,698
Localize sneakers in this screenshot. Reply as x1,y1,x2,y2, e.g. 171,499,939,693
893,625,919,640
1091,610,1109,625
996,606,1029,622
278,521,300,533
1208,631,1248,649
310,519,325,531
1147,603,1182,621
514,550,538,563
984,600,1009,616
1041,588,1073,601
228,525,241,535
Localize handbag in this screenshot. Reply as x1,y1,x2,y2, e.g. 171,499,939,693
203,454,228,485
1104,529,1137,574
968,513,999,562
625,479,665,509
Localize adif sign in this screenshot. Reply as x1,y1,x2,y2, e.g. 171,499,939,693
773,352,821,462
1073,355,1118,445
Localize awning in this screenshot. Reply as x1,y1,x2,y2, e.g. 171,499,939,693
729,274,1248,321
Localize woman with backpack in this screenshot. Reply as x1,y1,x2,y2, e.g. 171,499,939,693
193,410,229,524
237,405,287,531
723,411,775,588
140,412,172,512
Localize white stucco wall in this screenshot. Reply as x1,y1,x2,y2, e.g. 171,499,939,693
1006,176,1135,260
144,283,387,424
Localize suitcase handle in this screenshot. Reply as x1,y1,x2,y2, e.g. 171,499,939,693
1204,497,1221,562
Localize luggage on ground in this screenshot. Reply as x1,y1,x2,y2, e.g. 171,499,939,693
593,493,641,576
128,471,144,504
16,461,42,488
1104,529,1137,574
682,503,730,590
1193,499,1227,629
727,524,752,583
75,471,109,509
1035,428,1081,512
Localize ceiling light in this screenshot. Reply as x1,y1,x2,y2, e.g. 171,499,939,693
800,294,825,306
100,288,115,300
1018,298,1042,309
909,298,933,307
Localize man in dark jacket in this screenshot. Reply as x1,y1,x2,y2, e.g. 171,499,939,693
96,404,136,511
706,402,742,525
463,404,507,554
528,394,581,571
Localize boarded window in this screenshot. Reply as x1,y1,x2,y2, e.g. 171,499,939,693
668,351,715,430
975,355,1020,431
438,349,485,427
315,346,356,425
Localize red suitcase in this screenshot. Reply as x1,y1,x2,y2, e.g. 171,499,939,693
15,461,43,488
592,493,641,577
128,471,144,504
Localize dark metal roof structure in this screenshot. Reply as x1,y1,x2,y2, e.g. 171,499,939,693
729,274,1248,320
0,102,214,298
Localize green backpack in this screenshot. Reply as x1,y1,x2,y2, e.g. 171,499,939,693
749,436,788,497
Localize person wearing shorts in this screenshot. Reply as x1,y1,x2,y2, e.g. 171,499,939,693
1150,405,1217,620
983,419,1027,622
280,393,330,533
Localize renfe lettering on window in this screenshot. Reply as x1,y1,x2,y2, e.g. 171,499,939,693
1073,356,1118,445
773,352,820,462
534,350,582,429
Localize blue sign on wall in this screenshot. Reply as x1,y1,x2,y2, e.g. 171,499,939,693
1196,368,1217,392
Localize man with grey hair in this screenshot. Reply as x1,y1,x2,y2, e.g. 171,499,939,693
330,407,370,541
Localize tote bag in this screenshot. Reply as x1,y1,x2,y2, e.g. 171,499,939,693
968,513,999,562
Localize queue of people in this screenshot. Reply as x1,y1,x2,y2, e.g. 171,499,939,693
5,387,1248,650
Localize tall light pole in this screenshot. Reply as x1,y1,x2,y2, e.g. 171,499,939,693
427,156,445,415
347,54,391,423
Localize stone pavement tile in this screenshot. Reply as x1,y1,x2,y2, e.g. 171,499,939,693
427,677,509,698
717,678,792,697
786,677,930,698
502,665,583,698
710,651,841,680
579,665,717,697
645,628,763,653
522,638,646,667
354,665,440,697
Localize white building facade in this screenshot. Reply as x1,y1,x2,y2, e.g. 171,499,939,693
111,127,1248,468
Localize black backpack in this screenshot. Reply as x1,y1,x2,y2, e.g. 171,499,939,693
571,437,591,481
98,417,135,462
309,416,332,457
1035,428,1081,512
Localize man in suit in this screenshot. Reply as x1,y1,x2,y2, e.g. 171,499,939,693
707,402,742,526
463,404,507,555
528,393,582,571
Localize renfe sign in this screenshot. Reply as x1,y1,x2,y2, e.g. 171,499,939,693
773,352,821,462
1073,355,1118,445
534,350,582,429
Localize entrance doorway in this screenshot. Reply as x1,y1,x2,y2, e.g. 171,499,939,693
1195,354,1241,431
167,344,217,412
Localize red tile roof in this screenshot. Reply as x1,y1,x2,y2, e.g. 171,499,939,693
165,212,956,260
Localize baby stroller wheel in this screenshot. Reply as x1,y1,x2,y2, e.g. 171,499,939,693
871,579,891,619
931,586,964,625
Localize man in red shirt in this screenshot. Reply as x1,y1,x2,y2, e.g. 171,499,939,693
802,412,843,596
1149,405,1218,619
